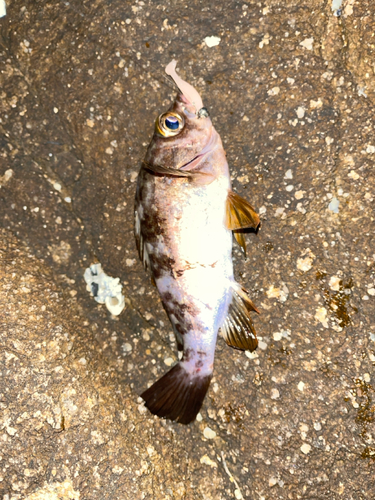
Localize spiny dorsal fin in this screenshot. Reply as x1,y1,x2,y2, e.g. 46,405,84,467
226,191,260,231
134,209,151,272
221,283,259,352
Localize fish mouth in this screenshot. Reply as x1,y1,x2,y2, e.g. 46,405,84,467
179,130,218,172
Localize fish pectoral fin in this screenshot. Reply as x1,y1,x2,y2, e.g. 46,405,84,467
225,190,260,231
143,161,214,184
143,161,193,178
141,363,212,425
233,231,247,258
221,283,259,352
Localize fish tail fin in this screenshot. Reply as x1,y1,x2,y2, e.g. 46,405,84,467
141,363,212,425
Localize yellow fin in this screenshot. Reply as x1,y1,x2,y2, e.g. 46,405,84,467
221,283,259,352
225,191,260,231
233,230,247,258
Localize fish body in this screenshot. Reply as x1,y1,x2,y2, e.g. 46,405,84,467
135,61,260,424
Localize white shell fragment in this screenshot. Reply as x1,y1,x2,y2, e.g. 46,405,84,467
84,263,125,316
0,0,6,18
204,36,221,48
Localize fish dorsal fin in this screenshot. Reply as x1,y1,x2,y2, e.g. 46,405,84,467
221,283,259,352
135,209,151,272
226,191,260,231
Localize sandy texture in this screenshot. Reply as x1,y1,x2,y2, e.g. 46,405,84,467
1,0,374,498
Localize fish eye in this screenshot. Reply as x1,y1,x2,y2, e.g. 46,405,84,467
156,112,184,137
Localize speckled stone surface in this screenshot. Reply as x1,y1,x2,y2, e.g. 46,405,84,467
1,0,374,498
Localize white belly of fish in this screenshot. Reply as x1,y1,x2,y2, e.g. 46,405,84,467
167,175,233,328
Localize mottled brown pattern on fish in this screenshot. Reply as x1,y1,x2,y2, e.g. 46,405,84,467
136,61,260,424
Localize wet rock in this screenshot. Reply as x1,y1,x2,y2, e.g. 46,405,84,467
1,0,375,498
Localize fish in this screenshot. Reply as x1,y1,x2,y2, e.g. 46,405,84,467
135,60,260,424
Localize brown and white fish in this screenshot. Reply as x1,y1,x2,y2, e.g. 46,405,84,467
135,61,260,424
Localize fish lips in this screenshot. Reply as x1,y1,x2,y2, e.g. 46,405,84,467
178,128,218,173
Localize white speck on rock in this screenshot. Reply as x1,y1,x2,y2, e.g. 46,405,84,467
300,38,314,51
53,182,62,192
315,307,328,328
53,107,59,113
259,205,267,215
258,340,268,350
204,36,221,47
269,476,278,487
259,33,270,48
296,106,305,119
286,185,294,192
297,251,315,272
268,86,280,96
366,145,375,154
203,427,217,439
122,343,132,352
271,388,280,399
164,357,174,366
310,98,323,109
301,443,311,454
331,0,342,11
200,455,218,467
329,276,341,291
284,169,293,179
112,465,124,474
314,422,322,431
328,197,340,213
294,190,305,200
0,169,13,186
298,381,305,392
348,170,359,180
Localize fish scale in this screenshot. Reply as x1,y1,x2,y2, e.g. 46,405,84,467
135,60,260,424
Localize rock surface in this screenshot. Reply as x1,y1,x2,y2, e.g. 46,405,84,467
1,0,374,498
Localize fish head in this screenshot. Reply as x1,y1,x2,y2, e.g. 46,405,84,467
145,61,216,171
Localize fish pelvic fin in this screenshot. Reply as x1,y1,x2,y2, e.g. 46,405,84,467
221,282,259,352
141,363,212,425
225,190,260,256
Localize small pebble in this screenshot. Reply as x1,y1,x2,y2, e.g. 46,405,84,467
203,427,216,439
298,381,305,392
271,388,280,399
301,443,311,454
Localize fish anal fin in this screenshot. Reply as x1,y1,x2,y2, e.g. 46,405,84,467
221,283,259,352
226,190,260,231
141,363,212,425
